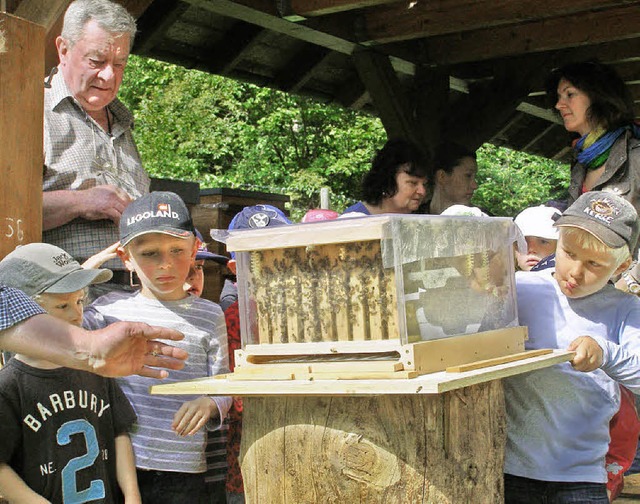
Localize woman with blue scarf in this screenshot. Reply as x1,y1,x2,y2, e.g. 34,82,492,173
546,60,640,222
544,59,640,501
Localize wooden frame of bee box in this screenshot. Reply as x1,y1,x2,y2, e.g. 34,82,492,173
221,214,527,380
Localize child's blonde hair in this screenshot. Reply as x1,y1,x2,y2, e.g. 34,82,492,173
560,227,631,267
32,288,88,305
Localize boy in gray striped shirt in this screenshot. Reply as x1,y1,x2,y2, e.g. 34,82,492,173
84,191,231,503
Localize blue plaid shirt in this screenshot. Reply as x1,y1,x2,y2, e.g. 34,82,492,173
0,285,45,331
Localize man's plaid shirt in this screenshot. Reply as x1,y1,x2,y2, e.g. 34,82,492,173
42,70,149,269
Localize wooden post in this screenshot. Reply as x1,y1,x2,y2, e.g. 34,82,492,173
241,380,505,503
0,13,44,260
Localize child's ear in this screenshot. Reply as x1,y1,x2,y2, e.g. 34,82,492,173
614,257,633,277
190,238,198,260
116,246,134,271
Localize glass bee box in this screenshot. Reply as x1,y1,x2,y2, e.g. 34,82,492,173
218,214,522,350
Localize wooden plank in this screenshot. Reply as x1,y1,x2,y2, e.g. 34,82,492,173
446,348,555,373
149,349,574,396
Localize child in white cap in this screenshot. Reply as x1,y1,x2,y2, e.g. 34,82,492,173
514,205,562,271
0,243,140,503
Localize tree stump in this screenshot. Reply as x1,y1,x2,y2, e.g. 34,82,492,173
241,380,505,503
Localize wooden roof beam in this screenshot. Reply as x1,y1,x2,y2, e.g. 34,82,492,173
276,45,333,93
357,0,640,44
279,0,400,20
117,0,156,19
521,123,557,152
133,0,188,55
421,4,640,65
184,0,416,76
352,48,421,146
13,0,70,73
447,57,553,150
202,22,266,75
335,75,370,110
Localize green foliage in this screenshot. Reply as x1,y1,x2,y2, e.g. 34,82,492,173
473,144,571,216
119,55,386,220
119,55,571,220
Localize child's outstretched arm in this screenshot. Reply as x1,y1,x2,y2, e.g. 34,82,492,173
568,336,604,372
81,242,120,270
172,396,221,437
0,463,50,503
115,433,141,504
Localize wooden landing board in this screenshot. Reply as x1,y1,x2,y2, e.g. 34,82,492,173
227,370,419,381
151,349,573,396
446,349,554,373
230,359,405,380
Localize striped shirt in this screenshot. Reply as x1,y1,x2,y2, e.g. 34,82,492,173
0,285,45,331
42,69,149,269
83,291,231,473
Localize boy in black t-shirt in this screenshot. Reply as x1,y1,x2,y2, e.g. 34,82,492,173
0,243,139,504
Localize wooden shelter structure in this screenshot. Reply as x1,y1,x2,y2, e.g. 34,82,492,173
2,3,635,502
5,0,640,162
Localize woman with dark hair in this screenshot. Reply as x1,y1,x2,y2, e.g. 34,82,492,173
545,60,640,212
342,138,428,215
419,142,478,215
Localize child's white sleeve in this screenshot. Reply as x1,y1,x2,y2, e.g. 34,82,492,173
595,300,640,393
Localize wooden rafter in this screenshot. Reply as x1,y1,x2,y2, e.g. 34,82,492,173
522,123,556,152
276,45,333,93
13,0,70,74
134,0,188,55
414,64,449,155
203,22,266,75
117,0,156,19
421,4,640,65
446,57,552,150
352,48,420,145
282,0,399,19
335,75,369,110
184,0,417,77
358,0,640,44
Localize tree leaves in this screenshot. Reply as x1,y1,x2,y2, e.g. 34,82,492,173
120,55,571,220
